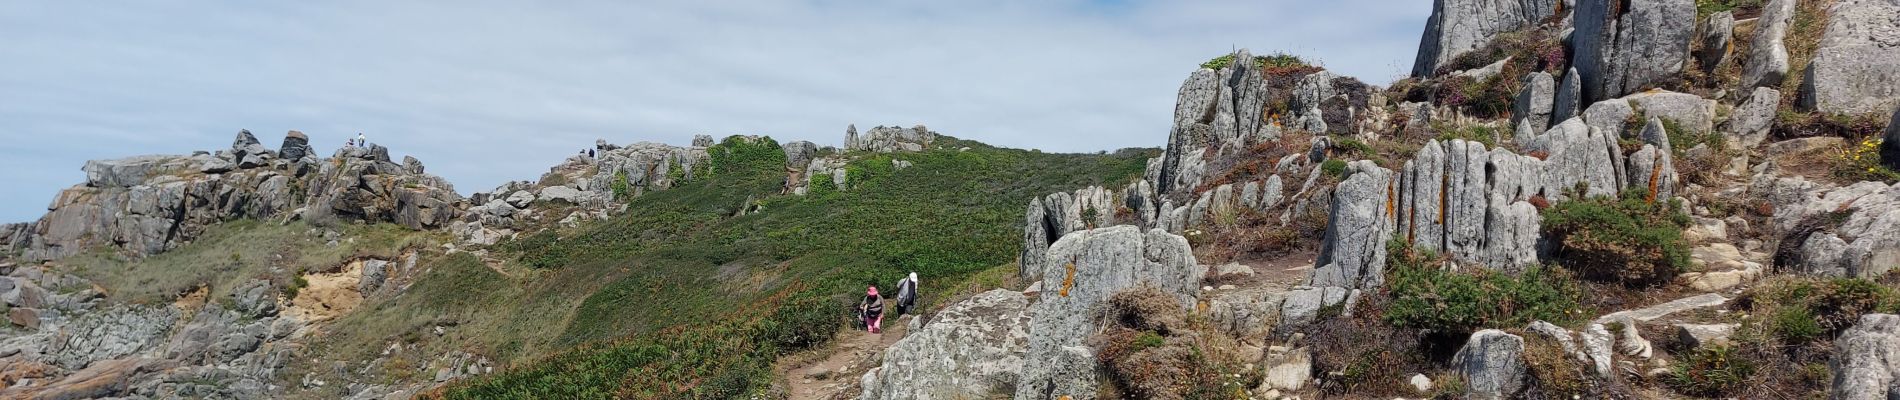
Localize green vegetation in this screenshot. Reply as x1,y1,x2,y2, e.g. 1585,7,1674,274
1200,52,1315,73
1540,189,1691,287
1666,345,1756,397
1320,159,1349,179
404,135,1155,398
1834,136,1900,183
610,170,632,200
1696,0,1765,18
1745,278,1900,343
60,220,434,306
1432,122,1499,148
1382,241,1583,335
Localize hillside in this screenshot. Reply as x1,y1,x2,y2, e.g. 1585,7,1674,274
5,0,1900,399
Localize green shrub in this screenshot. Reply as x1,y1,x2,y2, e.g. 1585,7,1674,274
1382,241,1582,335
1666,345,1756,397
610,170,632,200
1770,307,1823,344
1540,189,1691,287
1749,278,1900,344
1432,122,1499,147
1320,159,1349,179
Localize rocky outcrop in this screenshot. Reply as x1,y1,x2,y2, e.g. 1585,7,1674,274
1152,49,1324,198
1553,67,1584,122
1624,90,1717,136
1831,313,1900,399
1696,11,1734,75
1762,178,1900,278
1798,0,1900,115
1311,161,1395,288
1512,71,1556,134
860,289,1033,400
1572,0,1697,103
847,125,937,153
1411,0,1561,77
585,142,708,202
1726,87,1782,149
1742,0,1797,89
9,130,462,261
1454,330,1527,400
1016,226,1197,400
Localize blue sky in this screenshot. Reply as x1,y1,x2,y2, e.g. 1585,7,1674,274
0,1,1430,223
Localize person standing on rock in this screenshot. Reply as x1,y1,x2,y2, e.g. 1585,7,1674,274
859,285,884,334
357,132,367,147
894,272,919,316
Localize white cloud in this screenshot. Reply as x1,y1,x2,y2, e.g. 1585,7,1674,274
0,0,1429,222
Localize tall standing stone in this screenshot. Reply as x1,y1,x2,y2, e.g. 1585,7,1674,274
1412,0,1560,77
1513,71,1557,134
1572,0,1697,103
1742,0,1797,89
1552,67,1584,122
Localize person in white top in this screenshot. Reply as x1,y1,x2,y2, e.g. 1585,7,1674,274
357,132,367,147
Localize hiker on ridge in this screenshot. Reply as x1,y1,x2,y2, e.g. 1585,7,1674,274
859,285,884,334
894,272,919,316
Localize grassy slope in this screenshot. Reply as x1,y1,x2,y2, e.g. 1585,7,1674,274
279,136,1156,399
61,220,437,306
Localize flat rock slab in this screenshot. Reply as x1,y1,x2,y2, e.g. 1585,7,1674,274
1596,293,1729,324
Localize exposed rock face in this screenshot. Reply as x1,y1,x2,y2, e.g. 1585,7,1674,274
1697,11,1735,74
1743,0,1798,89
1016,226,1198,400
279,130,312,161
1411,0,1559,77
1572,0,1697,103
1153,49,1318,198
1629,118,1681,201
1763,178,1900,278
8,130,466,261
847,125,937,153
861,289,1033,400
1832,314,1900,398
1512,71,1556,133
1454,330,1527,400
1522,117,1622,199
782,140,819,172
1726,87,1782,149
692,134,714,147
1553,67,1584,122
1311,161,1395,288
584,142,708,202
1624,90,1717,137
1798,0,1900,115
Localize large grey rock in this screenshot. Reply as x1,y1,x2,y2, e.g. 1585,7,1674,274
1595,293,1729,324
1017,226,1198,400
782,140,818,171
1022,197,1050,281
1781,181,1900,278
1742,0,1797,89
1484,201,1542,272
1726,87,1782,149
1311,161,1396,288
82,155,175,188
1412,0,1559,76
360,259,390,293
1207,287,1283,343
1831,314,1900,399
1522,118,1621,200
1278,286,1351,327
279,130,311,161
1513,71,1557,133
230,129,272,165
861,289,1033,400
1798,0,1900,115
1628,119,1681,200
1675,323,1739,349
1572,0,1697,102
692,134,714,147
1454,330,1527,400
1697,11,1735,74
1625,90,1717,136
1553,67,1584,122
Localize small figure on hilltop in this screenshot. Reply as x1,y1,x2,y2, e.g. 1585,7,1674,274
859,285,884,334
357,132,367,147
894,272,919,316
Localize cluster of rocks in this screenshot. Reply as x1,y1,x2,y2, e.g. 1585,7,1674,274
0,267,306,399
846,124,937,153
862,225,1200,400
452,138,711,245
1411,0,1564,77
1,130,461,262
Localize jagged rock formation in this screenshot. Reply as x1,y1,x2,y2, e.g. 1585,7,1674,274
1572,0,1696,103
1016,226,1197,400
5,130,460,261
1832,313,1900,398
858,289,1033,400
1697,11,1735,75
846,124,937,153
1743,0,1798,89
1019,186,1116,282
1798,0,1900,115
1759,176,1900,278
1513,71,1556,133
1411,0,1562,77
1726,87,1782,149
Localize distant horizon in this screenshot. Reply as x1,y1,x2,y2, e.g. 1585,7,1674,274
0,1,1431,223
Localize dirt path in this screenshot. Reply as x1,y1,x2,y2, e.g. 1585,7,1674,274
776,314,912,400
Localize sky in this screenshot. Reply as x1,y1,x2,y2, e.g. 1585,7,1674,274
0,0,1431,223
